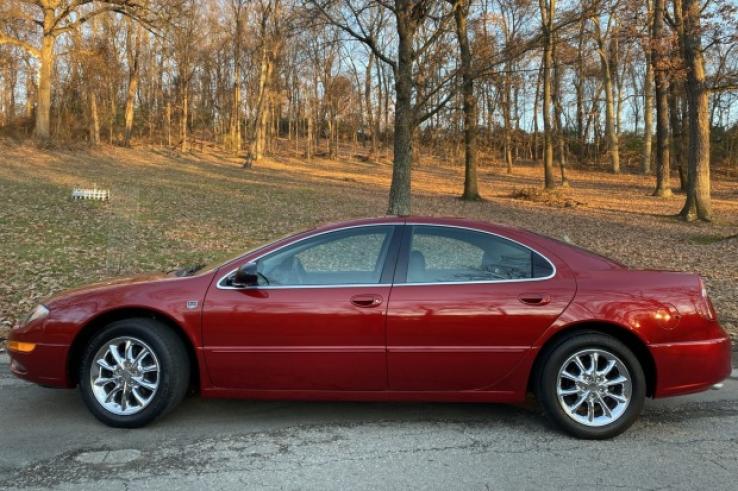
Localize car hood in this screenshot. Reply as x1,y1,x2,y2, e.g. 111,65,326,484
41,271,210,308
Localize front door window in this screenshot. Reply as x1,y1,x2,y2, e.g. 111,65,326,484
257,225,395,286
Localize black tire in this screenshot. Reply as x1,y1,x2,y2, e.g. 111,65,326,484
79,318,190,428
535,331,646,439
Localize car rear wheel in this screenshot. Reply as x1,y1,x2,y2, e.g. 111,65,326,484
536,332,646,439
79,318,190,428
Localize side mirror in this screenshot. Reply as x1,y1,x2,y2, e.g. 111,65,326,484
233,262,259,287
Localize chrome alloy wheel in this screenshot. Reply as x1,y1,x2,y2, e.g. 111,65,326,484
556,349,632,427
90,336,160,416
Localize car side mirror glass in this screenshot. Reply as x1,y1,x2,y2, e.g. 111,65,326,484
233,262,259,287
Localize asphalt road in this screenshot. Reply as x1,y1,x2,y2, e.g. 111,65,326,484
1,352,737,491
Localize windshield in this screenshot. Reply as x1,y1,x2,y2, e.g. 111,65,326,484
171,228,313,277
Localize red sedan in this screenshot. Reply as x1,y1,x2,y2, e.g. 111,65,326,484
7,217,731,438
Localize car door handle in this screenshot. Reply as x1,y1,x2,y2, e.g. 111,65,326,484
350,294,383,308
518,293,551,305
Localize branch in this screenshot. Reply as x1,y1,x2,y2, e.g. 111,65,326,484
415,89,455,125
52,1,161,38
413,66,460,113
413,12,453,60
308,0,397,72
0,32,41,58
708,83,738,93
474,7,588,79
52,6,123,36
663,10,675,29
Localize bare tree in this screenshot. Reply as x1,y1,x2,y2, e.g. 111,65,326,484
678,0,711,220
538,0,556,189
123,17,143,146
309,0,456,214
651,0,672,196
170,0,201,152
641,0,654,174
228,0,247,154
449,0,481,201
592,2,621,173
0,1,157,141
247,0,284,165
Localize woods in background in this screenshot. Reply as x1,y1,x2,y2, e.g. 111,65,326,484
1,0,737,220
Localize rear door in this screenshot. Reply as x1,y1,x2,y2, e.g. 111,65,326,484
386,224,576,391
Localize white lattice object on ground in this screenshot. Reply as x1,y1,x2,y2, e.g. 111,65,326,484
71,187,110,201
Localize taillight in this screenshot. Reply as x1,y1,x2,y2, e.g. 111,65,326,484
698,277,717,321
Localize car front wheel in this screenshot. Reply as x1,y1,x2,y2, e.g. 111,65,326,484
536,332,646,439
79,318,190,428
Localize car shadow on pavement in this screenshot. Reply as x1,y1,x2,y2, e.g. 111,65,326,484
3,376,737,441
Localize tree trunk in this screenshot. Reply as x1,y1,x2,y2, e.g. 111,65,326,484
670,0,687,192
652,0,672,197
669,81,686,191
679,91,689,188
180,84,189,152
88,90,100,145
2,64,15,125
35,13,55,140
251,39,272,163
383,62,391,156
375,58,384,154
387,10,415,215
305,99,313,160
532,68,541,162
453,0,481,201
603,61,620,173
230,83,241,153
553,40,568,186
123,69,139,146
575,17,586,164
503,66,514,173
679,0,711,221
539,0,556,189
108,83,115,144
328,108,337,159
594,18,621,173
123,22,141,146
365,55,376,157
166,100,171,147
642,44,654,174
230,4,243,155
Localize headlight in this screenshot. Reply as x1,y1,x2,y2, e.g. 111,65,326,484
20,304,49,328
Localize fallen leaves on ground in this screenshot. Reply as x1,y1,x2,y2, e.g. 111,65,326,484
511,186,584,208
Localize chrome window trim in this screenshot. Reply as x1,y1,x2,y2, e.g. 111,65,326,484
216,221,557,290
218,280,392,290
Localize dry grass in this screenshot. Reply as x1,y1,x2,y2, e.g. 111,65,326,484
1,138,737,342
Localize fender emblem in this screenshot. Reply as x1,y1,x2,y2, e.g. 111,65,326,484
186,300,199,309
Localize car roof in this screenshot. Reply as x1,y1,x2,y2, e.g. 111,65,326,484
313,215,523,236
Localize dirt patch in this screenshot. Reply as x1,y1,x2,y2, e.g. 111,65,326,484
511,187,585,208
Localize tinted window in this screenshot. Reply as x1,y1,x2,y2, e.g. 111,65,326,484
256,226,394,286
405,226,553,283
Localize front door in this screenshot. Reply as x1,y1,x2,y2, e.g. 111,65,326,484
386,225,576,391
203,225,400,391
